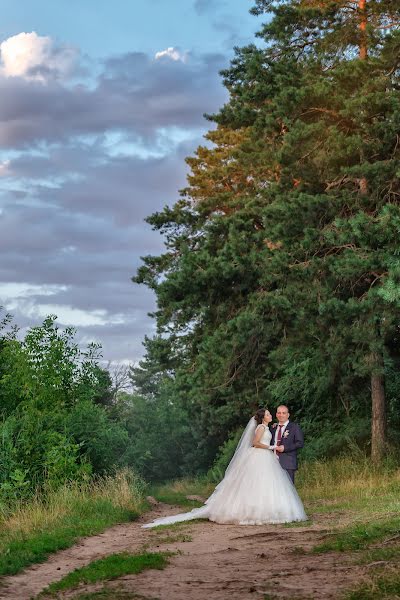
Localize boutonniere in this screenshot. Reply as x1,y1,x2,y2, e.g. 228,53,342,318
283,430,290,438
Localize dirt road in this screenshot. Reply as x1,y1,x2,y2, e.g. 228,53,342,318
0,501,366,600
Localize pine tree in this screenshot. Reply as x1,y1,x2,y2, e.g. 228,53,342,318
241,0,400,461
134,0,400,465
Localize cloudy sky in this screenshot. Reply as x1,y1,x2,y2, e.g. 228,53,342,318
0,1,261,365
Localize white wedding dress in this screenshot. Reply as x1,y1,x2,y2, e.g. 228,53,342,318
143,422,307,528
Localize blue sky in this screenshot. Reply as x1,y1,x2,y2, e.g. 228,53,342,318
0,1,263,366
1,0,258,58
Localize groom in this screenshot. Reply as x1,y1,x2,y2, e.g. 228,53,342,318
271,405,304,484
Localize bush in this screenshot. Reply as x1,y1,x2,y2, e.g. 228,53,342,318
207,428,242,482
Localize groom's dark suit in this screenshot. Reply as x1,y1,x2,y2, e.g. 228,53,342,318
270,421,304,484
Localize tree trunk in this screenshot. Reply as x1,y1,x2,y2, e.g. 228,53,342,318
371,363,386,463
359,0,368,60
355,22,386,461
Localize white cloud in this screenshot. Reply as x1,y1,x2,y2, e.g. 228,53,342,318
0,31,78,81
31,304,126,327
0,282,68,300
0,45,227,361
3,297,126,327
155,46,187,62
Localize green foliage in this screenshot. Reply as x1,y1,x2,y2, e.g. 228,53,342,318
43,432,91,488
207,428,242,482
114,385,198,482
2,0,400,495
0,313,137,501
132,0,400,474
66,400,128,474
0,316,103,415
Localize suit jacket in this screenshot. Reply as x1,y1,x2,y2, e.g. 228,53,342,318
270,421,304,471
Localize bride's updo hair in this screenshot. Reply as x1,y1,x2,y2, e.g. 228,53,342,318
254,408,267,425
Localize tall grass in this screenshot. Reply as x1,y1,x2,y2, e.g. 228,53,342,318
297,455,400,509
0,469,146,576
151,456,400,516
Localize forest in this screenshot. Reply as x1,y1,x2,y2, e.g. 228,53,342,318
1,0,400,505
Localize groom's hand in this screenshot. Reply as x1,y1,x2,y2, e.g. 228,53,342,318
276,445,284,453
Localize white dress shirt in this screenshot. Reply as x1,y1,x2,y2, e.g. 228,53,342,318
274,419,289,447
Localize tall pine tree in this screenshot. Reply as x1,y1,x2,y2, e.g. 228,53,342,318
134,0,400,465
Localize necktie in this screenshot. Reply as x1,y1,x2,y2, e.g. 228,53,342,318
277,425,283,445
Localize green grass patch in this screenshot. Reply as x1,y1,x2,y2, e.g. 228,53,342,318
148,477,213,508
313,517,400,553
149,490,202,508
358,545,400,564
283,519,313,528
40,552,168,596
346,567,400,599
0,470,146,576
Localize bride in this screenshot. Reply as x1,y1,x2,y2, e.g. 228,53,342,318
143,408,307,527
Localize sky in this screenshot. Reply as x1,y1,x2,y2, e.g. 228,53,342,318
0,1,262,366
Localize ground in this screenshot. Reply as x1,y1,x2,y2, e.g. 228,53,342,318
0,498,369,600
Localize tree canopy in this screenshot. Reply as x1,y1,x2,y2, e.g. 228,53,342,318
134,0,400,464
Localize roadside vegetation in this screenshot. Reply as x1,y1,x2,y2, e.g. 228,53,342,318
0,470,146,576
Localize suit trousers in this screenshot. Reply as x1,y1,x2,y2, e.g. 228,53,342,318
284,469,295,484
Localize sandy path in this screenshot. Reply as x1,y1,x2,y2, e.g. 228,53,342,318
0,501,366,600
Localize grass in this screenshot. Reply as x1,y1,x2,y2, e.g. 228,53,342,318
40,551,168,596
283,519,313,528
294,457,400,557
2,456,400,599
296,455,400,506
358,545,400,564
0,469,146,576
313,516,400,553
148,476,213,508
148,490,203,508
346,565,400,599
140,530,193,553
290,457,400,599
151,457,400,526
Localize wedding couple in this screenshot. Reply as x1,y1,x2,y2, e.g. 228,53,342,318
143,405,307,527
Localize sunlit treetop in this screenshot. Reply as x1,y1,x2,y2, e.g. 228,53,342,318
250,0,400,61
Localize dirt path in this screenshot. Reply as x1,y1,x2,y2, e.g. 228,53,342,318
0,501,367,600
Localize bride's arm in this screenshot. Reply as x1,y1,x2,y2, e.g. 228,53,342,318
252,425,274,449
